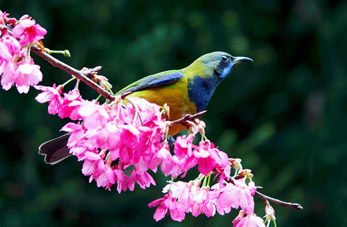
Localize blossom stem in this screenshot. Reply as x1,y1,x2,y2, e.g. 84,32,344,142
31,45,115,101
106,85,114,95
164,125,170,141
255,191,303,210
44,48,71,57
265,220,270,227
62,77,76,87
168,177,174,191
75,79,80,89
27,44,32,57
95,94,102,102
207,173,211,187
124,97,143,125
116,102,121,120
202,175,207,187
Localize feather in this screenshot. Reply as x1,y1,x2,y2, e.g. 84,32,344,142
38,134,71,165
116,71,183,95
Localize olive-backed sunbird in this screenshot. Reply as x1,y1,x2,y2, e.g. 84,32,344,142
39,51,253,164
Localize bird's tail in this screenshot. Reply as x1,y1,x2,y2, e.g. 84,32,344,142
38,134,71,165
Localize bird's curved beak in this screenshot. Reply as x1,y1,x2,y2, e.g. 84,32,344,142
233,56,253,64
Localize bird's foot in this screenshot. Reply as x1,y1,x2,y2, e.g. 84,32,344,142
167,135,176,150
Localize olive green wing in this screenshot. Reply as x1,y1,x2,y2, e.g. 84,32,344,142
116,70,183,95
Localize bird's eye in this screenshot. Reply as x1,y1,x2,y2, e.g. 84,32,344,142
222,56,228,62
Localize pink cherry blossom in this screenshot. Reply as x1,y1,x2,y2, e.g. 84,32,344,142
35,85,85,119
0,11,9,23
214,179,255,215
58,89,83,119
193,141,217,175
157,142,175,175
0,11,15,29
194,141,231,177
148,193,186,222
35,84,63,115
95,165,116,190
12,17,47,46
233,212,265,227
233,210,245,226
1,35,20,56
13,62,43,93
130,170,156,190
190,186,214,217
113,168,132,193
160,181,217,218
173,135,194,158
0,41,12,65
203,196,216,217
82,151,103,176
0,60,16,90
79,101,109,130
163,181,191,209
60,122,85,149
249,181,257,196
155,134,198,178
0,36,20,91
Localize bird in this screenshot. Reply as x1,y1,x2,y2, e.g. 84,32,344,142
39,51,252,164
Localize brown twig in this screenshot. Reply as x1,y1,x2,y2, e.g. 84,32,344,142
81,66,103,79
31,45,115,101
255,191,303,210
171,110,207,126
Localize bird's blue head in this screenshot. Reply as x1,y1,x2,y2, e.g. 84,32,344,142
197,51,253,82
186,52,253,112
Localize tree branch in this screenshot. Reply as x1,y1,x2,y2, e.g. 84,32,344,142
32,43,208,125
255,191,303,210
31,45,115,101
171,110,207,126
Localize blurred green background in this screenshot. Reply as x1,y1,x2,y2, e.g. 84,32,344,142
0,0,346,226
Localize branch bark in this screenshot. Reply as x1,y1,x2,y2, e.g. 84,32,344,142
32,43,208,126
31,45,115,101
171,110,207,125
255,191,303,210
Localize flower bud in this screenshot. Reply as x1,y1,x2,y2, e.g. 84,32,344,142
230,158,242,170
264,200,276,221
238,169,253,179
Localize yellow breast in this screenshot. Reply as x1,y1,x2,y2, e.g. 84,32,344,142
128,77,197,135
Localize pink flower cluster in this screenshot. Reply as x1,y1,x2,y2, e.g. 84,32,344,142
65,97,169,192
45,94,168,192
0,11,46,93
149,178,264,226
35,82,265,224
159,135,231,179
35,84,83,119
35,83,172,191
233,210,265,227
35,83,232,192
